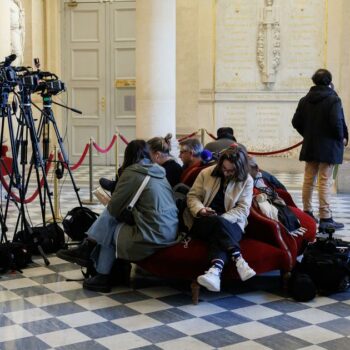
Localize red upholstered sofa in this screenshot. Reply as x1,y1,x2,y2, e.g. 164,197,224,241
0,145,13,176
137,189,316,304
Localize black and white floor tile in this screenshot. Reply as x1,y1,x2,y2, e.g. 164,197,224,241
1,166,350,349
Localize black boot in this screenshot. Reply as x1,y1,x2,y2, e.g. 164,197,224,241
56,240,96,267
83,273,111,293
99,178,117,194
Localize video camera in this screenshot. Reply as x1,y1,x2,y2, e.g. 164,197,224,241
36,72,65,95
0,54,18,88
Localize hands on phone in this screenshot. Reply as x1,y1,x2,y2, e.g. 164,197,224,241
199,207,217,216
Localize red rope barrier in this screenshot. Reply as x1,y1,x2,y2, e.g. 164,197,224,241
0,153,54,204
118,133,129,145
93,135,117,154
58,143,89,170
247,141,303,156
177,131,199,142
204,129,217,140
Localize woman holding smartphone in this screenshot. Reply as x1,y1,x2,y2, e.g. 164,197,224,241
184,145,255,292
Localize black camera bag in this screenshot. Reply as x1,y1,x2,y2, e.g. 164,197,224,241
300,232,350,295
0,242,32,273
63,206,99,241
13,223,65,255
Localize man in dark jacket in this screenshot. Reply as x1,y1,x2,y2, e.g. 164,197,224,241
204,127,237,154
292,68,348,231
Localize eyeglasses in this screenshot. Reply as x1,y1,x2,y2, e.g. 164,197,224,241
221,165,235,175
179,150,189,154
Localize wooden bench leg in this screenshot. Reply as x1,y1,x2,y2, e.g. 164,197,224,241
281,270,291,292
191,280,200,304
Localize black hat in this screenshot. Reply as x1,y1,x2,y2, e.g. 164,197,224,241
217,127,235,140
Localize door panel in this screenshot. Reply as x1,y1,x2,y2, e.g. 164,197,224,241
63,0,135,165
63,1,106,164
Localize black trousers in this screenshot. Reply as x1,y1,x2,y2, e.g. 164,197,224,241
190,216,243,264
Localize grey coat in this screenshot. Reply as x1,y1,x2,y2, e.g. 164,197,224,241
107,163,179,261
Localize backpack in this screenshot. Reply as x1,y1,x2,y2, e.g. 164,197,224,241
63,207,99,241
300,230,350,295
289,263,317,302
0,242,32,273
13,223,66,255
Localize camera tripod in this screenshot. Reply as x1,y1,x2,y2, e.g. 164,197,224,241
31,92,83,207
0,85,58,265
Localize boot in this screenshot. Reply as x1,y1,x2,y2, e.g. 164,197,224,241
83,273,111,293
99,178,117,194
56,239,96,267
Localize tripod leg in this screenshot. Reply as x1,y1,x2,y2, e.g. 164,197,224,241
49,112,83,206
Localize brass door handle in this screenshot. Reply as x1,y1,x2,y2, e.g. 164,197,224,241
100,97,106,111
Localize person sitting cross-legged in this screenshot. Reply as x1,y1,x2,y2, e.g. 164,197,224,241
183,145,256,292
57,140,180,292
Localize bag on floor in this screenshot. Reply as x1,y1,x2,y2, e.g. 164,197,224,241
63,206,99,241
13,223,66,254
300,231,350,295
0,242,32,273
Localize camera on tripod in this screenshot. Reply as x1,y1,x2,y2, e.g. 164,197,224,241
0,54,18,88
16,68,40,92
36,72,65,95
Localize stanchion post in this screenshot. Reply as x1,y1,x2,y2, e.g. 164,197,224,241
82,137,98,205
115,132,119,176
200,128,205,145
48,145,63,223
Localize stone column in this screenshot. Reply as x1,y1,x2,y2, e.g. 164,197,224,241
0,1,11,60
135,0,176,140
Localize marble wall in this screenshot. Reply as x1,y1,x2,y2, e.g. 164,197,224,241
176,0,349,157
214,0,327,154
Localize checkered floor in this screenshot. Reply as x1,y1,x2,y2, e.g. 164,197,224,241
1,167,350,349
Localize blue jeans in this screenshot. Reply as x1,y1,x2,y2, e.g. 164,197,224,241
87,208,121,274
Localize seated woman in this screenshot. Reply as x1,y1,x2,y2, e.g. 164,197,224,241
147,133,182,187
184,145,255,292
57,140,180,292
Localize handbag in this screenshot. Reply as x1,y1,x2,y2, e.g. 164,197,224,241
119,175,151,225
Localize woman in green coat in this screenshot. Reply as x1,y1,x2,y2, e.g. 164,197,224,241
57,140,179,292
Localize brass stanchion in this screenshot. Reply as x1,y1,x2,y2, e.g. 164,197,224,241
82,138,98,205
48,145,63,222
200,128,205,145
115,132,119,175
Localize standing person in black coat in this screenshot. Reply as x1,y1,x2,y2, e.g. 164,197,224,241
292,68,348,231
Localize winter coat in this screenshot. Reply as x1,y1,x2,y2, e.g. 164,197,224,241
204,138,236,154
184,164,253,232
292,85,348,164
107,163,179,261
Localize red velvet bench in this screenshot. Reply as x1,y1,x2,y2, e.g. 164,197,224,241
137,235,294,304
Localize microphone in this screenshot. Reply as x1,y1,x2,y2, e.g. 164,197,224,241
4,54,17,66
200,149,213,163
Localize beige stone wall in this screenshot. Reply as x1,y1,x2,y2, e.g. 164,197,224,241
175,0,350,154
176,0,199,135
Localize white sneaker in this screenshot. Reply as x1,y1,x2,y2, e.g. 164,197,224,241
197,267,221,292
236,256,256,281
